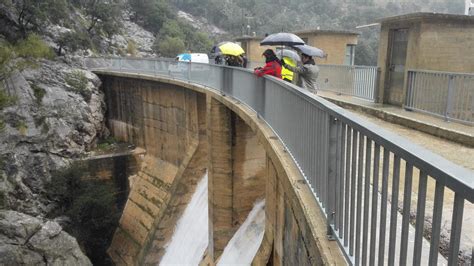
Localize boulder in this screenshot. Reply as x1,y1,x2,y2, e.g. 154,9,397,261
0,210,92,266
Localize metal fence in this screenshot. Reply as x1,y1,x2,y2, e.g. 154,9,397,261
85,57,473,265
406,69,474,125
317,64,379,102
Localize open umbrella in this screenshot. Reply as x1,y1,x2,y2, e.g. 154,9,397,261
260,32,305,46
176,53,191,61
211,41,230,54
214,42,245,56
292,44,325,58
276,49,301,62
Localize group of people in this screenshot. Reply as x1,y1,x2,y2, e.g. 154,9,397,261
214,48,319,93
254,49,319,93
215,54,248,68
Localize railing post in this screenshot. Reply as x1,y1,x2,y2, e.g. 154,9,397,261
187,61,192,81
222,67,233,96
445,74,455,122
471,246,473,266
327,115,338,240
374,67,382,103
404,71,413,110
219,67,227,96
119,57,122,71
255,77,266,118
154,60,157,76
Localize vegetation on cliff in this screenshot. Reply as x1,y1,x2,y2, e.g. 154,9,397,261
46,163,120,265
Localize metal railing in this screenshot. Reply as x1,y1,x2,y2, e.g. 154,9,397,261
85,57,474,265
405,69,474,125
317,64,379,102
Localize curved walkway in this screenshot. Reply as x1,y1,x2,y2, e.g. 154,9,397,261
319,91,474,147
333,98,474,263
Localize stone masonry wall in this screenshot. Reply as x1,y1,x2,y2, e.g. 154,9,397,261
100,76,204,265
97,73,346,265
207,99,267,261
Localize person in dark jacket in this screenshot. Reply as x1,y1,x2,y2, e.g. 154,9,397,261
254,49,282,78
241,54,248,68
225,55,244,67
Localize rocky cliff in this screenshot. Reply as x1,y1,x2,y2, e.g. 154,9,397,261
0,210,92,265
0,1,156,263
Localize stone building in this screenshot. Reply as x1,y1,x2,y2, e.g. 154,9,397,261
235,29,359,67
376,12,474,105
293,29,360,65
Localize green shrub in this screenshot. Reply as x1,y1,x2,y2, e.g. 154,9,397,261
15,34,54,60
0,43,14,78
1,38,50,76
126,40,137,56
83,0,122,36
34,115,49,134
117,47,126,57
0,89,16,110
31,83,46,104
96,136,117,150
16,120,28,135
159,20,185,40
46,162,120,265
57,31,93,55
65,70,91,102
0,191,5,209
154,36,185,57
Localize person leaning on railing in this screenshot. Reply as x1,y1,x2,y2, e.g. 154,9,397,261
281,56,296,83
253,49,282,79
282,53,319,94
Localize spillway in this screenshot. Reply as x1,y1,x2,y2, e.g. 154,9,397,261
160,173,209,265
217,200,265,265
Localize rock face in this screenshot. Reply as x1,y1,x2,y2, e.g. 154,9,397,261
0,58,106,216
109,12,156,57
0,210,92,265
0,58,107,264
0,2,156,265
177,10,227,36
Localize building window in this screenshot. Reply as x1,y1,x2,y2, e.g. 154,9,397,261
345,44,355,65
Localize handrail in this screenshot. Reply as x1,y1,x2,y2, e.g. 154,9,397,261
405,69,474,125
317,64,379,101
407,68,474,77
278,79,474,200
85,57,474,265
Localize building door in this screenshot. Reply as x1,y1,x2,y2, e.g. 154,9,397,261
385,29,408,106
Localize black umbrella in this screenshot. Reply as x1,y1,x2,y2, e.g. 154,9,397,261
260,32,305,46
292,44,325,58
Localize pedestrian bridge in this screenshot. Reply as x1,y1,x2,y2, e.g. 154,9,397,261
86,58,473,265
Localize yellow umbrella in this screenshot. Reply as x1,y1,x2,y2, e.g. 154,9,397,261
217,42,245,56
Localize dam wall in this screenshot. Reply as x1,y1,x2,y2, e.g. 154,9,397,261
98,73,345,265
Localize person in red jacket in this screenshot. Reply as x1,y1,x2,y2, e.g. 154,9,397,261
254,49,282,78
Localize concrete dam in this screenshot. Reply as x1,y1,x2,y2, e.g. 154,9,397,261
97,72,344,265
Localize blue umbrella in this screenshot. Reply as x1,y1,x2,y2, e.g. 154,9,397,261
177,53,192,61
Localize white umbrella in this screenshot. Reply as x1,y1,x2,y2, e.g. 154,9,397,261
276,49,301,62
